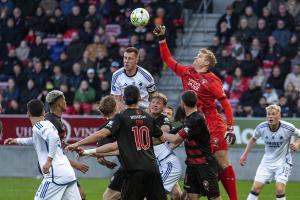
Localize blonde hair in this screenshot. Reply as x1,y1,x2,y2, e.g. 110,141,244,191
150,92,168,105
265,104,281,113
199,48,217,68
98,95,117,117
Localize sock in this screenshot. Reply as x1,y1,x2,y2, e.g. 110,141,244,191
247,191,259,200
276,194,286,200
219,165,238,200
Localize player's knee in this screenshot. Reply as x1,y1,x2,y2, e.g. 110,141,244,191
251,185,262,194
275,185,285,195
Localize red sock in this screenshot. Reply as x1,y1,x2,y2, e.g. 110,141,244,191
219,165,238,200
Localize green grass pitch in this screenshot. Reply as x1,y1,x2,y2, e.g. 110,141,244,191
0,177,299,199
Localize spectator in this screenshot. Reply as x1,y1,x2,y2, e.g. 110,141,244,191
216,21,232,45
66,100,83,115
261,6,273,29
252,18,271,47
242,6,258,29
272,20,292,49
266,65,285,92
262,36,283,73
229,36,245,62
59,83,74,106
11,64,27,89
99,79,110,99
238,51,258,77
19,78,41,113
60,0,75,16
66,5,85,30
234,17,252,48
49,33,66,62
51,65,68,89
85,68,101,94
251,68,267,89
0,0,14,13
267,0,285,15
1,48,19,76
278,95,293,117
65,32,85,62
239,79,262,108
79,50,95,72
249,37,263,62
273,3,295,31
287,0,300,19
86,4,103,31
291,47,300,67
253,96,268,117
39,0,58,16
74,80,96,113
263,83,279,104
283,34,299,67
69,62,83,92
79,20,94,44
216,5,239,34
4,100,21,114
30,6,48,35
208,36,222,58
284,82,299,105
29,35,49,61
46,8,66,35
232,0,247,17
3,78,20,106
12,7,26,38
86,34,107,62
293,97,300,117
28,60,49,90
284,64,300,91
15,40,30,62
229,67,250,102
1,17,22,46
214,48,236,77
56,51,72,74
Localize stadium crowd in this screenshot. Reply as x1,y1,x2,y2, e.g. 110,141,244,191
0,0,186,114
211,0,300,118
1,0,300,118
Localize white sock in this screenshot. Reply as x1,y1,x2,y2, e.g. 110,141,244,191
276,194,286,200
247,192,258,200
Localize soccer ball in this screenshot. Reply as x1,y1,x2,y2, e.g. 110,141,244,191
130,8,150,27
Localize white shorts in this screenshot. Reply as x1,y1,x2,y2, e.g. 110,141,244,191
34,179,81,200
158,154,182,192
254,162,292,185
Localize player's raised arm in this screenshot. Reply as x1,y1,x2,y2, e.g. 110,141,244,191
153,25,186,76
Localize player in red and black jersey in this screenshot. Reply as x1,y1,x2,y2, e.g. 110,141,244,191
66,85,167,200
164,90,220,200
154,25,238,200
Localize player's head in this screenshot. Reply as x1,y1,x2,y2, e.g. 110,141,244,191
123,85,140,106
98,95,117,118
181,90,198,108
46,90,67,112
123,47,139,72
163,105,174,121
27,99,45,117
149,92,167,116
193,48,217,70
266,104,281,126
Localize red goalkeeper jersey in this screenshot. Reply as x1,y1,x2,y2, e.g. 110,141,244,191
159,41,233,135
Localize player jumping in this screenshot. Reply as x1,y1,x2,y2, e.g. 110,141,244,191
153,25,238,200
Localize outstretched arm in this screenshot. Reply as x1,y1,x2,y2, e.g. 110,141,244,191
154,25,186,76
239,137,256,166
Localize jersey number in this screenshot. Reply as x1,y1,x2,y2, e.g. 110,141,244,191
132,126,150,150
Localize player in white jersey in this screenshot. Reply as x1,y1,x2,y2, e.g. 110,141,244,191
148,93,183,200
111,47,157,109
240,104,300,200
5,99,81,200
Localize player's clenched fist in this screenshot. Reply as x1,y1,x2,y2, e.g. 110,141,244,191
239,154,247,166
42,160,52,174
4,138,17,145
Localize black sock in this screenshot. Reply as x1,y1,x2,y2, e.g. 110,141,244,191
250,191,259,196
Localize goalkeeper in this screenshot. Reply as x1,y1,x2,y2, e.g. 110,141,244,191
153,25,238,200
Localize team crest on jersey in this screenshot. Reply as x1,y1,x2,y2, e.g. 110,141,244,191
200,79,208,85
202,180,209,191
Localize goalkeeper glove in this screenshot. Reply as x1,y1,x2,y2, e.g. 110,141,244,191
153,25,166,40
225,125,236,145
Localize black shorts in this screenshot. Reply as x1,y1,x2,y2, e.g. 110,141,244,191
121,170,167,200
108,167,125,192
184,164,220,199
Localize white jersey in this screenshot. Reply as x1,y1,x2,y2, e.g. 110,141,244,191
253,120,300,167
154,143,173,162
111,66,157,108
31,121,76,185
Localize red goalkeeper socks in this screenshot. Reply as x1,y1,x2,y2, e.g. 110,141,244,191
219,165,238,200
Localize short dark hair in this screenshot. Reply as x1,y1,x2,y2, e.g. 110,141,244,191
125,47,139,56
124,85,140,105
98,95,117,117
27,99,44,117
182,90,197,108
